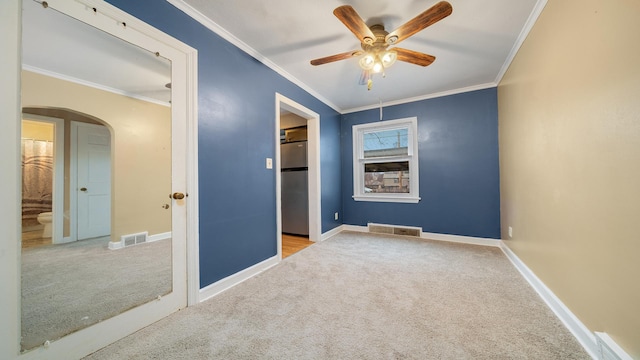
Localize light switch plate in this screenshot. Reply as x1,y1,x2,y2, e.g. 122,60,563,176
266,158,273,169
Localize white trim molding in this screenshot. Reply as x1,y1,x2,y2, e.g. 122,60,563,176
320,225,343,241
422,231,501,247
595,332,633,360
167,0,340,113
352,117,420,204
342,83,497,114
199,256,279,303
340,223,501,247
275,93,322,249
148,231,172,242
22,65,171,107
494,0,548,84
500,242,599,359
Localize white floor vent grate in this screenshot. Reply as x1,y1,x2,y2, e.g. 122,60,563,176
122,231,148,247
368,223,421,238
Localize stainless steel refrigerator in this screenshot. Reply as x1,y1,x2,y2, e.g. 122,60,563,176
281,141,308,236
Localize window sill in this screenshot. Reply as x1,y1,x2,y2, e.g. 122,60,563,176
352,195,421,203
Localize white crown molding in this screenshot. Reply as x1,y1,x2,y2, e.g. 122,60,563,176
166,0,342,113
22,65,171,107
494,0,549,84
342,82,497,114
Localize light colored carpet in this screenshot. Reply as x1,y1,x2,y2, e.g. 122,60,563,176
21,237,172,350
85,232,590,359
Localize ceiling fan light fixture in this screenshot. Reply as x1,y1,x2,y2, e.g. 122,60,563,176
359,54,375,71
381,50,397,67
372,60,383,73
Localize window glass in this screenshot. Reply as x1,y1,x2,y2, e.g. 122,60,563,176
363,128,408,158
364,161,410,193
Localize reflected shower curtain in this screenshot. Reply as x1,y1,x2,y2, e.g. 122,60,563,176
22,139,53,228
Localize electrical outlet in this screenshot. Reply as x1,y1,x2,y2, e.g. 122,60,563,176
334,212,339,220
266,158,272,169
508,226,513,238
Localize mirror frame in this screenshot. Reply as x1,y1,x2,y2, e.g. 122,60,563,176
1,1,199,358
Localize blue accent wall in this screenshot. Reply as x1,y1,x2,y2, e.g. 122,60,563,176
105,0,342,287
341,88,500,239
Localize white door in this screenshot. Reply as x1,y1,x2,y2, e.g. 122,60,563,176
76,123,111,240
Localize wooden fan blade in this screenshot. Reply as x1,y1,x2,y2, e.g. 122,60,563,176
333,5,376,45
385,1,453,45
394,47,436,67
310,50,362,66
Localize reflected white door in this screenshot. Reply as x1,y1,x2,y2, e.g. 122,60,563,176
76,123,111,240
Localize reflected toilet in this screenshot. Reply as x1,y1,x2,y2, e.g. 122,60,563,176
37,212,52,238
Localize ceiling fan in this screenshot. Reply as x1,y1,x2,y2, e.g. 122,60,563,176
310,1,453,90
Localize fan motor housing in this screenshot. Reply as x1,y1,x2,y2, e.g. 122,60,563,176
361,24,390,53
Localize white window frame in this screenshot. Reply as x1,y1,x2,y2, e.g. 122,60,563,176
352,117,420,203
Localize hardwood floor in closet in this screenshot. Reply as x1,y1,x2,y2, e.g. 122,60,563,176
282,234,313,258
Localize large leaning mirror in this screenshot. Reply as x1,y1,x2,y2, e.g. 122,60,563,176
20,0,173,352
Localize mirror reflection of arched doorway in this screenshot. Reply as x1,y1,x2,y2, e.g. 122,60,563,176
22,107,112,247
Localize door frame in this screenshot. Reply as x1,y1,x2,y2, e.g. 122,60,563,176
20,114,65,244
275,93,322,260
1,1,199,359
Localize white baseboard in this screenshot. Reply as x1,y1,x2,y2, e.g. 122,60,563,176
340,223,502,247
500,242,599,359
320,225,343,241
421,231,502,247
148,231,171,242
108,231,171,250
341,224,368,232
108,241,124,250
595,332,633,360
199,255,279,303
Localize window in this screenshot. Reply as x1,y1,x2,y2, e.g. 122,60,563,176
352,117,420,203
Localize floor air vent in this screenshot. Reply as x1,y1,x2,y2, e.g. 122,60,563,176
368,223,421,237
122,231,148,247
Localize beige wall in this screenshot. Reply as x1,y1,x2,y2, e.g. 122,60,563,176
22,120,54,141
22,70,172,242
498,0,640,356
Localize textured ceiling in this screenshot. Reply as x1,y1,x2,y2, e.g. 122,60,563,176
175,0,543,112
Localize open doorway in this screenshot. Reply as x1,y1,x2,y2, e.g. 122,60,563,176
275,94,321,259
20,115,63,248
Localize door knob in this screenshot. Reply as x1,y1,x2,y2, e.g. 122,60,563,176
80,187,87,192
171,192,185,200
162,204,170,209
